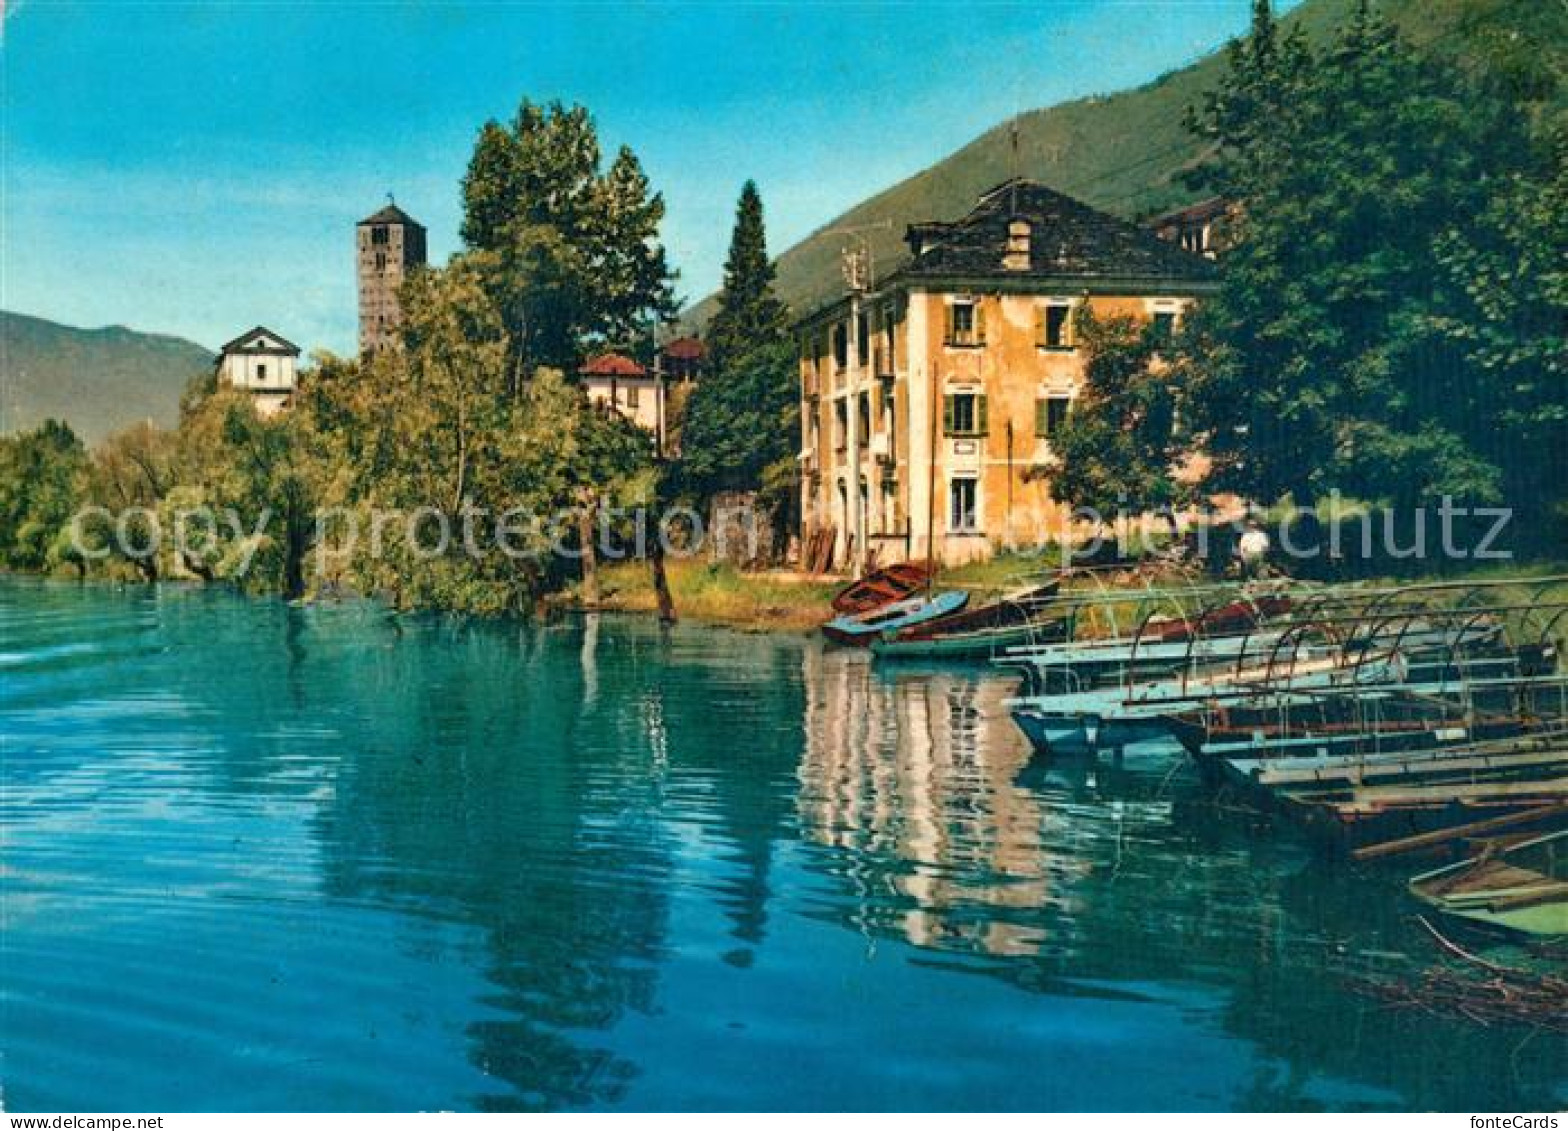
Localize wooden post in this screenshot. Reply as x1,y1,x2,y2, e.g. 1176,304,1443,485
648,459,677,624
577,489,600,606
650,529,676,624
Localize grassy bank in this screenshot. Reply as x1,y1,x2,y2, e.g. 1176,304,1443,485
570,559,842,632
560,552,1568,635
566,551,1072,632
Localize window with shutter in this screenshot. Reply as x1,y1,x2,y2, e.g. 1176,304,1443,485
949,477,979,533
946,391,983,437
1043,303,1072,348
1035,394,1071,438
947,301,978,346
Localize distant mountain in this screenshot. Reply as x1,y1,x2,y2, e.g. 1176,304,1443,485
0,311,213,445
687,0,1565,327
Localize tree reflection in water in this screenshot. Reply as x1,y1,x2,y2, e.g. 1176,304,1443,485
7,578,1560,1112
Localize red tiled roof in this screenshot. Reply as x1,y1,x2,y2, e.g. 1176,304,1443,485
581,352,647,377
661,336,705,361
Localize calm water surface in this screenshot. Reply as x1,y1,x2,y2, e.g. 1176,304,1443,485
3,578,1564,1111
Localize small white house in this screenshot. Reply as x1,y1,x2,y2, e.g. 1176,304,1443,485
216,326,300,417
580,352,665,448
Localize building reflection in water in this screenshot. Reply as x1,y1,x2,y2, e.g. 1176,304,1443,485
796,646,1093,957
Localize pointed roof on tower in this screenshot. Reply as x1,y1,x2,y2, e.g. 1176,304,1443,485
358,202,425,230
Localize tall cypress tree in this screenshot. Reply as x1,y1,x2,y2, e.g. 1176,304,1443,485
705,180,789,375
679,182,795,506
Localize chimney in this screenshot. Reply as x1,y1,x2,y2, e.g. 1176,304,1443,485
1003,219,1031,271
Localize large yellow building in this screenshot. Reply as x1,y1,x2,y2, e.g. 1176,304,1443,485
797,179,1219,568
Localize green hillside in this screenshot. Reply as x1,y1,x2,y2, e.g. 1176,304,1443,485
0,311,212,445
689,0,1564,325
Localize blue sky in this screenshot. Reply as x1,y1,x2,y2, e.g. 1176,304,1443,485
3,1,1284,354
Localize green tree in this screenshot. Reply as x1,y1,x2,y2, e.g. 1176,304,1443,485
299,260,655,614
678,341,798,501
221,404,322,599
80,421,179,582
1428,155,1568,543
588,147,678,351
704,180,790,374
1183,0,1312,206
1176,0,1541,511
0,420,87,572
678,181,796,521
460,121,521,251
1048,310,1180,520
459,98,676,375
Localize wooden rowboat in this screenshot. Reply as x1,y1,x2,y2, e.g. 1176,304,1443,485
871,620,1048,661
1409,829,1568,938
870,581,1065,660
822,590,969,647
830,562,932,615
889,580,1061,640
1141,594,1294,642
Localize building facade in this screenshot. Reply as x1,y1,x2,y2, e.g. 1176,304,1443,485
797,179,1218,569
581,352,666,447
356,201,428,353
1150,196,1236,260
216,326,300,417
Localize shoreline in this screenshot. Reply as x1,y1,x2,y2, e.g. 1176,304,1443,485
10,558,1566,636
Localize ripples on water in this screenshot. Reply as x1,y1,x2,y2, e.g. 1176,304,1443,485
2,578,1563,1111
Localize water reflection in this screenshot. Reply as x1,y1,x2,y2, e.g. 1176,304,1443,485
798,649,1084,956
3,579,1565,1112
791,645,1568,1111
307,614,678,1110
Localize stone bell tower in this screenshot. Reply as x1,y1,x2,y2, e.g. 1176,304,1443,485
356,198,427,353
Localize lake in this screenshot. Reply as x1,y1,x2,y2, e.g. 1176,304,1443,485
2,577,1563,1111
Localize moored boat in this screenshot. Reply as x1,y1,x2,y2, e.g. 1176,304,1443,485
871,581,1066,660
1141,593,1295,642
822,590,969,646
830,561,933,615
1009,651,1405,757
1409,829,1568,938
871,620,1048,661
890,580,1060,639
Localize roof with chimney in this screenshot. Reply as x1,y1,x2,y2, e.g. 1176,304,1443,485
581,352,648,378
896,179,1217,289
358,202,425,230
